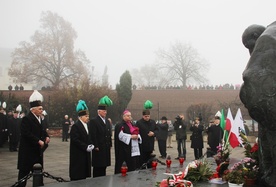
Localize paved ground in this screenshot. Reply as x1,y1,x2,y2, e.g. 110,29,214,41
0,135,246,187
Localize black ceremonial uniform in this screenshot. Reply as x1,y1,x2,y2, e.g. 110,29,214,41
90,116,112,177
69,120,92,180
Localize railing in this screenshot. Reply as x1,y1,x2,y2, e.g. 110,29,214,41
11,163,69,187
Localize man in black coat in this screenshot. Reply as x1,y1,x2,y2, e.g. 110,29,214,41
7,111,20,152
173,114,187,159
69,100,93,181
90,104,112,177
136,109,157,168
62,115,70,142
17,90,50,187
0,107,7,147
206,116,223,156
156,116,168,159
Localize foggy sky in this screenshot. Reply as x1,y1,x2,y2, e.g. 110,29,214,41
1,0,276,88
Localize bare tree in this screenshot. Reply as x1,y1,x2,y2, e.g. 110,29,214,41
186,103,213,126
131,64,172,88
131,64,157,87
156,41,209,88
9,11,90,89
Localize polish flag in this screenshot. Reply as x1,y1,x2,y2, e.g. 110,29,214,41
228,108,241,148
225,108,233,132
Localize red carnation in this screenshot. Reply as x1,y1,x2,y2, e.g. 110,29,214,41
250,143,258,153
132,127,139,135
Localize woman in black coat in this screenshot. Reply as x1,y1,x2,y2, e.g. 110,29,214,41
190,117,204,160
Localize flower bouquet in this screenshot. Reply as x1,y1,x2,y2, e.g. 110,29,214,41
213,142,231,166
184,160,213,182
222,157,259,185
240,132,259,163
223,169,245,185
156,159,213,187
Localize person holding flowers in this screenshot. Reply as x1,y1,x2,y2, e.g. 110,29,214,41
114,110,142,174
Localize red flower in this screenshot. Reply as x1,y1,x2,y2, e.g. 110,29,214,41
132,127,139,135
250,143,258,153
159,180,168,187
216,165,221,173
210,172,219,179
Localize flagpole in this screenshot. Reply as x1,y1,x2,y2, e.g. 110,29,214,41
226,130,231,145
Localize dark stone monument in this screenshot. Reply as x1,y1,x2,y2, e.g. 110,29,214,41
240,21,276,187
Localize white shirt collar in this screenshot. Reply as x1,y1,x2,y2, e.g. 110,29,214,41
99,115,106,124
31,112,41,124
79,118,89,134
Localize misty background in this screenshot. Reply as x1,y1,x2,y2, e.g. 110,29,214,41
1,0,276,89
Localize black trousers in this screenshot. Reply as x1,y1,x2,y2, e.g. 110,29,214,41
210,145,218,156
9,135,18,151
158,139,167,157
193,148,202,160
93,166,106,178
62,130,69,141
18,170,31,187
141,151,152,168
177,139,186,158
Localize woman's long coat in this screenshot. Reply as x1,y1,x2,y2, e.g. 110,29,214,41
190,124,204,149
69,120,92,180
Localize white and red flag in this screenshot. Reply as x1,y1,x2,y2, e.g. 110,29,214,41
226,108,241,148
226,109,242,148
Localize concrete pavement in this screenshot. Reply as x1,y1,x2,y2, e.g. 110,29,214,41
0,135,246,187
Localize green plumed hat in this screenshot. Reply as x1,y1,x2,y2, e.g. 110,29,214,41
98,95,113,110
143,100,153,115
76,100,89,116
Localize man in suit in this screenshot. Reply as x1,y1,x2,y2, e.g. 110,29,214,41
90,103,112,177
17,90,50,187
69,100,93,181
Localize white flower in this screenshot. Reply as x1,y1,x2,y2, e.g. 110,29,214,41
188,161,197,168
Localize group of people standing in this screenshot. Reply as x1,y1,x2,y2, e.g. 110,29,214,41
159,114,223,161
69,99,113,180
114,108,157,173
15,90,224,187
